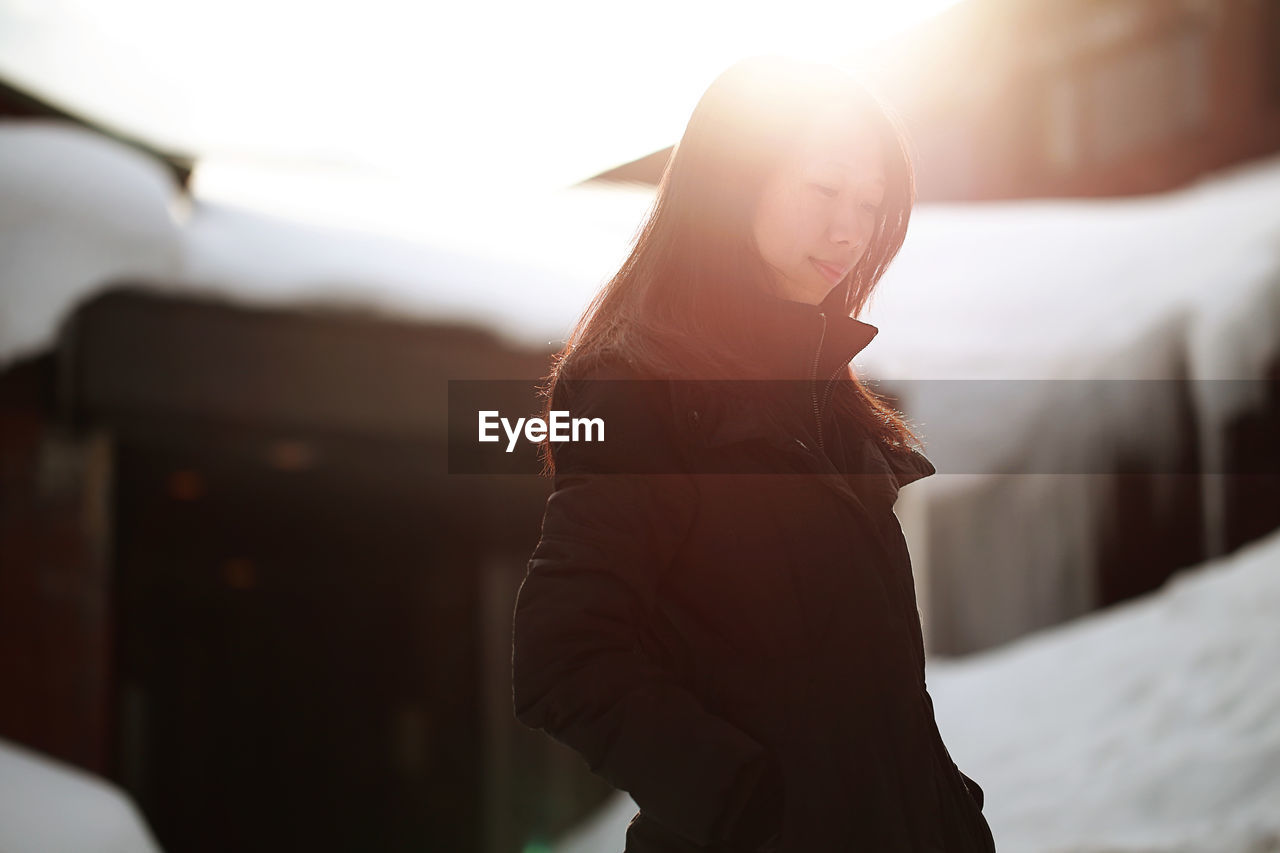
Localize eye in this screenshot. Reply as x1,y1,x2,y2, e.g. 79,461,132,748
861,201,883,213
811,183,839,198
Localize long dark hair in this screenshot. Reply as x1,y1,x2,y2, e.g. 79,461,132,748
537,54,923,475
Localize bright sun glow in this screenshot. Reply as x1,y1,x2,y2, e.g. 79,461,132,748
0,0,959,185
0,0,961,258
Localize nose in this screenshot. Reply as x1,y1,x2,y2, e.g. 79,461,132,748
827,203,872,252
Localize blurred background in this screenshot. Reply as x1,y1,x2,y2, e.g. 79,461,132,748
2,0,1279,851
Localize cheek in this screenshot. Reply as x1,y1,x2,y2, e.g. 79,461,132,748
775,196,818,260
755,188,824,267
754,195,798,260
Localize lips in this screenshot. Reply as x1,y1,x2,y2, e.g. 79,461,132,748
810,257,849,285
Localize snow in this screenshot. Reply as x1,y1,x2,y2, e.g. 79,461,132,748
0,120,183,366
177,197,581,345
0,737,163,853
925,521,1280,853
548,523,1280,853
858,152,1280,384
0,118,658,366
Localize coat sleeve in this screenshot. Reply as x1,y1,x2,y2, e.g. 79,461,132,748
922,686,985,813
958,769,985,811
511,364,784,850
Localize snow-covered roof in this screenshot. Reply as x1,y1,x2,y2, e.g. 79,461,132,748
0,119,643,368
5,117,1278,381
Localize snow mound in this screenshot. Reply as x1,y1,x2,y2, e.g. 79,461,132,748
926,524,1280,853
0,737,163,853
0,119,183,366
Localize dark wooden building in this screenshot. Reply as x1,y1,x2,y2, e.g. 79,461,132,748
0,286,607,853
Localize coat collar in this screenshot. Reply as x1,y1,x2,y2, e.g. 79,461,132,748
743,280,880,382
668,280,936,495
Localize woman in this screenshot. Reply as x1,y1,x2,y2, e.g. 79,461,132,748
511,55,996,853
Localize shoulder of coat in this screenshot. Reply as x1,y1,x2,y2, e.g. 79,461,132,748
553,350,679,423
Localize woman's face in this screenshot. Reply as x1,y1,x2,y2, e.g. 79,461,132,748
751,109,887,305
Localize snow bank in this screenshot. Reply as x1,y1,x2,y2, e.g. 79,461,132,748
0,738,163,853
926,522,1280,853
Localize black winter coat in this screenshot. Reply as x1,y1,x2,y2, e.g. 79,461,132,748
511,289,997,853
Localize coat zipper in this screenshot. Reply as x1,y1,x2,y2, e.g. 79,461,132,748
809,311,846,452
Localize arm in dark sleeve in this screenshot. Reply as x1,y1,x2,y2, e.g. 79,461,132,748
922,683,984,813
511,365,784,850
958,769,984,811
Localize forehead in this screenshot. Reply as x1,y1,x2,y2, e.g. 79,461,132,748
787,113,886,184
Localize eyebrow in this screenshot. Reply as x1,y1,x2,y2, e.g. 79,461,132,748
823,161,886,185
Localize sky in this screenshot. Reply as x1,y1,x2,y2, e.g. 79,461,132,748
0,0,962,201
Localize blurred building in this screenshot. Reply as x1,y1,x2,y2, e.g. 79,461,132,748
0,287,584,853
0,77,618,853
874,0,1280,200
592,0,1280,202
